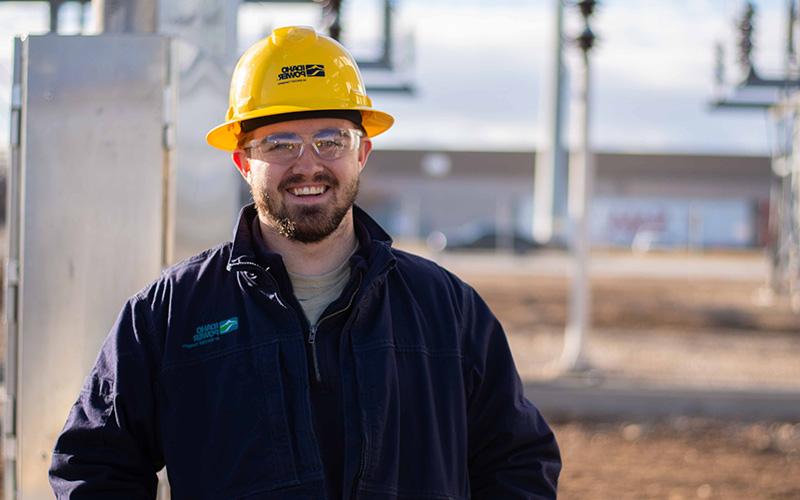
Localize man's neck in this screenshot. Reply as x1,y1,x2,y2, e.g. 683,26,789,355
258,210,357,276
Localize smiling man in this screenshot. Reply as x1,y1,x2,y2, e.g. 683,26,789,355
49,26,561,499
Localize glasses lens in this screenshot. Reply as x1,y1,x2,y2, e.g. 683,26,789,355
244,128,361,163
248,133,303,163
313,128,357,160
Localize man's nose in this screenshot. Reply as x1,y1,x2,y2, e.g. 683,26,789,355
290,144,325,175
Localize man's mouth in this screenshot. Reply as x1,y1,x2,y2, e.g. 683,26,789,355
287,185,329,197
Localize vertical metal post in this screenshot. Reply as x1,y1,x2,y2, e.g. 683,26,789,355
4,37,24,500
94,0,157,33
533,0,567,246
561,45,593,371
768,169,782,293
162,40,177,269
49,0,64,33
79,0,89,33
791,101,800,310
319,0,343,40
788,1,800,310
382,0,393,67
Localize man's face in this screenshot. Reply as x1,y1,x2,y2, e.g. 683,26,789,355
235,117,372,243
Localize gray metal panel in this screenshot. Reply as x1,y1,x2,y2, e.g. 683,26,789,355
159,0,242,262
4,35,24,500
13,34,172,499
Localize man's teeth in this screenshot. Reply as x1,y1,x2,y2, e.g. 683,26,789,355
291,186,326,196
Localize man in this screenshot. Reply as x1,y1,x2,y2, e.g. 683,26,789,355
50,26,561,499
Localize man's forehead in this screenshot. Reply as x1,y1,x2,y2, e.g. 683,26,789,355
247,117,359,140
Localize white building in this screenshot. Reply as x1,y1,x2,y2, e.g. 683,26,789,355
358,149,771,251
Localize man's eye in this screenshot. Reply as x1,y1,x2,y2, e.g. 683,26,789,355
316,139,344,149
268,142,297,151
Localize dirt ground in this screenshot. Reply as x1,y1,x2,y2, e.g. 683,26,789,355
468,274,800,389
460,262,800,500
552,418,800,500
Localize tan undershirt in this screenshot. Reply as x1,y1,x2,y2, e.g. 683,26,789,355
287,241,358,327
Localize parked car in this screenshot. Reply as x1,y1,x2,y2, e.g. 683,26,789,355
431,223,540,254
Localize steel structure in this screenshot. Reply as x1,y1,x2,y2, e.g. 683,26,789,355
771,93,800,309
248,0,413,92
1,0,412,91
711,0,800,308
774,1,800,309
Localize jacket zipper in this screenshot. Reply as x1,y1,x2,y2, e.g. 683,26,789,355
307,325,322,383
307,272,363,384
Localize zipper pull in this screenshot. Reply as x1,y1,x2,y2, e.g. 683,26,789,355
308,325,318,344
308,325,322,383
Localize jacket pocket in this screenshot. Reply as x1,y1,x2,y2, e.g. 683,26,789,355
159,340,301,498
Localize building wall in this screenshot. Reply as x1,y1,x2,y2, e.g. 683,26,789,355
359,149,771,250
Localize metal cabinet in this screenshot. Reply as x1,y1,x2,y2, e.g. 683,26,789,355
4,34,175,499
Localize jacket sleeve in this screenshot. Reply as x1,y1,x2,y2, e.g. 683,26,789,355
462,285,561,499
49,295,165,499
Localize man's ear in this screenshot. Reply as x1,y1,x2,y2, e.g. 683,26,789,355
232,150,250,180
358,139,373,172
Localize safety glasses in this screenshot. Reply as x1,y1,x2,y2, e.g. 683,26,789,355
241,127,364,164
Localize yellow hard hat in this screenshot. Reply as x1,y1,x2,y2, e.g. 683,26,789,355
206,25,395,152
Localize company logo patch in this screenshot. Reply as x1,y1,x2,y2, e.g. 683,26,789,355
277,64,326,84
182,316,240,349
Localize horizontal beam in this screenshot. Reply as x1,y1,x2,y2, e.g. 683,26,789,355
708,99,775,110
365,83,414,94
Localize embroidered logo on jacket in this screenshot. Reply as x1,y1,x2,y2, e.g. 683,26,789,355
182,317,240,349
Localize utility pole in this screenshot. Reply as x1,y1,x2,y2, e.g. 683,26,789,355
533,0,568,246
560,0,597,372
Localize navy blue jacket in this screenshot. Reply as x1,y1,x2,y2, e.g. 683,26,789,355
50,205,561,499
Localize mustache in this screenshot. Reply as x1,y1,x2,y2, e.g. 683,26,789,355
278,171,338,191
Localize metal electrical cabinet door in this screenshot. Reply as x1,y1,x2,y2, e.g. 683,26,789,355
4,34,175,499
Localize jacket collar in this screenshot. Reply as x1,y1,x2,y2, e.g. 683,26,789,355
227,203,395,275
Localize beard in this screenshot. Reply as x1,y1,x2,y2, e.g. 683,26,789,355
252,170,359,244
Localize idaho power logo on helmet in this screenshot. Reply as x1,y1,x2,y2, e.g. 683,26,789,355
277,64,326,84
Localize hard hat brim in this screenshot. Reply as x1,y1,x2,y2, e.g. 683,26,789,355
206,106,395,152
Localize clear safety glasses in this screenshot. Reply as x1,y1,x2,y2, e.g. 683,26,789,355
241,127,364,164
